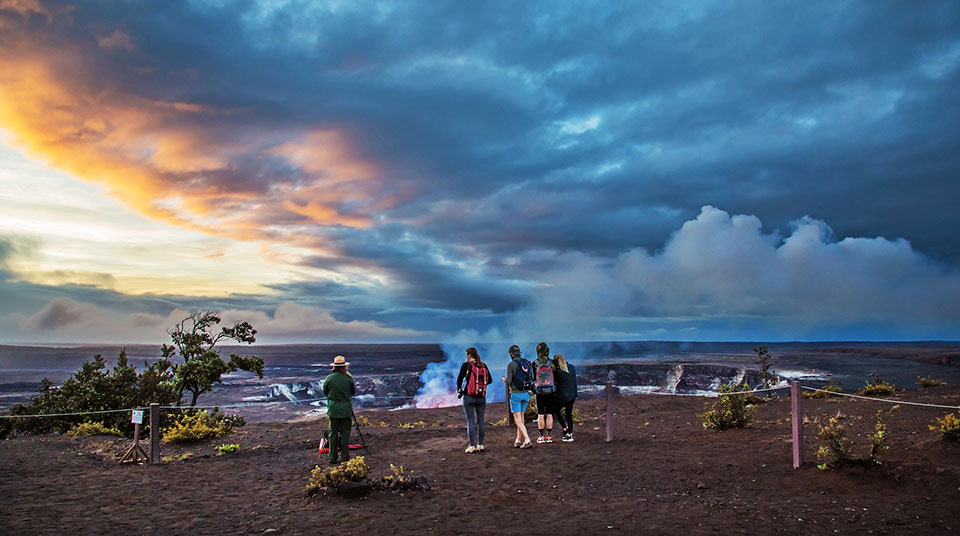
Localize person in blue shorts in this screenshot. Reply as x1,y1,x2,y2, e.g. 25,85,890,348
502,344,533,448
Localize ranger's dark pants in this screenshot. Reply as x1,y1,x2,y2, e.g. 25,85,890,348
328,417,352,464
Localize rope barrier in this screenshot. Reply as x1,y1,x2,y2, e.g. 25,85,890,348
0,407,141,419
3,384,956,418
800,386,960,410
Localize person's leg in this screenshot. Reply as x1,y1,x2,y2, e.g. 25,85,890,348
463,398,477,447
564,400,575,436
338,418,352,463
477,401,486,447
327,419,339,464
513,412,530,443
553,401,567,434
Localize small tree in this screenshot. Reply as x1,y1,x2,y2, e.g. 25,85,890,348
754,346,777,389
163,311,265,406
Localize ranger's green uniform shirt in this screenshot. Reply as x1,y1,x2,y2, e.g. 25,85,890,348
322,371,356,419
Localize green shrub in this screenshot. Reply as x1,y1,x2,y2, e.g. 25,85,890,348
0,417,12,439
754,346,778,388
162,410,237,443
917,376,946,388
215,443,240,454
67,421,124,437
929,411,960,443
803,379,843,399
856,372,897,397
307,456,369,491
700,382,757,430
817,406,899,470
10,350,179,436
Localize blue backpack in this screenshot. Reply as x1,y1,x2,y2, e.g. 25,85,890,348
512,359,534,391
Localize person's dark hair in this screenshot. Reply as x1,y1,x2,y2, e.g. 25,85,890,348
536,342,549,358
466,347,485,369
508,344,521,358
333,365,351,377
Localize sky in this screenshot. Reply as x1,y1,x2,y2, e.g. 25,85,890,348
0,0,959,344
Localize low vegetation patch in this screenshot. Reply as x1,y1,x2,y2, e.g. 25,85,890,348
917,376,946,388
856,372,897,397
67,421,124,437
397,420,426,429
929,411,960,443
307,456,370,493
700,382,757,430
215,443,240,455
803,379,843,399
816,406,899,470
162,410,242,443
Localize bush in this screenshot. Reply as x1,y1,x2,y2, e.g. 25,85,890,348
917,376,946,388
397,420,426,429
10,350,179,436
67,421,124,437
700,382,757,430
215,443,240,454
803,379,843,399
162,410,239,443
307,456,369,491
856,372,897,397
929,411,960,443
754,346,778,388
817,406,899,470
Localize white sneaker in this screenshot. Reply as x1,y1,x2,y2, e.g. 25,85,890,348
464,445,477,453
476,444,485,452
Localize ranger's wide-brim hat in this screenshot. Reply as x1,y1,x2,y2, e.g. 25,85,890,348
329,355,350,367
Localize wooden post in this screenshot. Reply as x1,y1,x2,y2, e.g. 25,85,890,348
506,383,514,426
791,380,803,469
120,409,150,464
605,382,614,442
150,403,160,464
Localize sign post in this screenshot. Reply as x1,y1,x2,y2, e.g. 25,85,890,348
120,409,150,464
605,382,614,442
150,403,160,464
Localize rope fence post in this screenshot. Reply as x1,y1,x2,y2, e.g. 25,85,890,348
605,382,614,442
506,383,514,426
791,380,803,469
150,403,160,464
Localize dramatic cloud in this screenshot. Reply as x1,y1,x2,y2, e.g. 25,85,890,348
509,207,960,341
22,298,99,331
1,1,959,342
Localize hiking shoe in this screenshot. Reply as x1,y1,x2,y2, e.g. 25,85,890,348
519,441,533,449
476,444,485,452
465,446,477,453
514,440,522,448
536,436,546,444
563,433,574,442
544,435,553,443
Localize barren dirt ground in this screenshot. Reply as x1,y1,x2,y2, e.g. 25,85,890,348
2,386,959,535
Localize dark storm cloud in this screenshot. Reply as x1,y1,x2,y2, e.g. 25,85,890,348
3,1,960,340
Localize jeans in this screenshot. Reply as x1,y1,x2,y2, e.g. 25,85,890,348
462,395,486,446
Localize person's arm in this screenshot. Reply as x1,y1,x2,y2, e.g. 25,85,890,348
484,364,492,385
349,377,356,396
322,375,330,396
456,362,469,392
504,361,515,388
571,365,577,399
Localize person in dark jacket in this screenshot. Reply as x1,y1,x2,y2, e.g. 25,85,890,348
551,353,578,442
322,355,356,464
457,347,492,453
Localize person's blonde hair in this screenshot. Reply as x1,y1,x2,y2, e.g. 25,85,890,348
333,365,351,377
553,353,568,373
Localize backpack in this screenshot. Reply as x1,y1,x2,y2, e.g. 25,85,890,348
466,363,488,397
512,359,534,391
535,362,555,394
